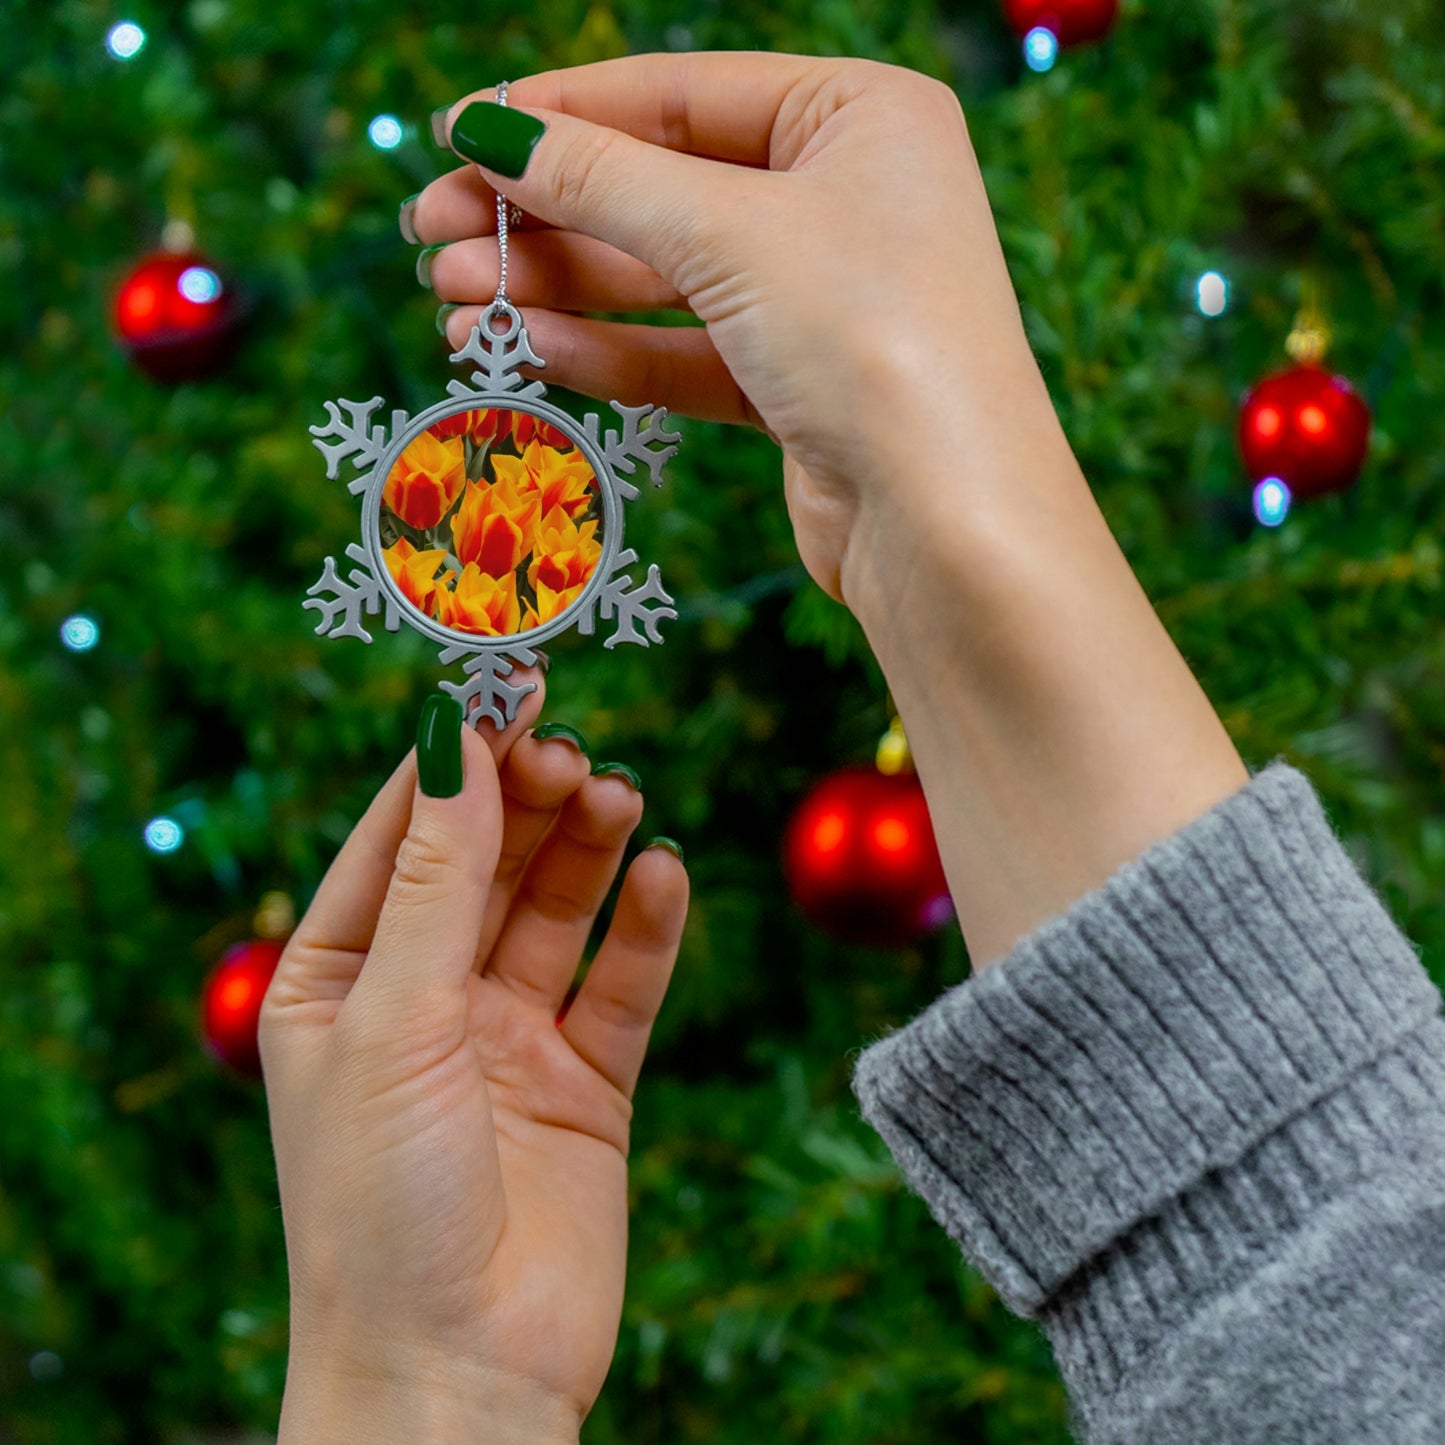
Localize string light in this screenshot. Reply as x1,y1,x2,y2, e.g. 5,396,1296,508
1196,270,1229,317
60,615,100,652
178,266,223,303
367,114,404,150
1024,27,1060,72
105,21,146,59
144,817,185,853
1253,477,1292,528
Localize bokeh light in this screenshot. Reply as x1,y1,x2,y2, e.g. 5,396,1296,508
178,266,223,304
1196,270,1229,317
60,615,100,652
368,114,404,150
144,817,185,853
105,21,146,59
1253,477,1292,528
1024,27,1059,72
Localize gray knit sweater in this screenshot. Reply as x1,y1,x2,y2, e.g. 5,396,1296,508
850,759,1445,1442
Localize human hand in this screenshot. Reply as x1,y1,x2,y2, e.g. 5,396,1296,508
260,683,688,1443
409,53,1072,610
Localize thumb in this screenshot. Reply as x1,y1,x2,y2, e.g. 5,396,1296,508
441,93,746,291
345,695,504,1028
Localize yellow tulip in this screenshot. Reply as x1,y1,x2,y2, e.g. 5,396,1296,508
382,429,466,531
382,538,448,616
434,564,522,637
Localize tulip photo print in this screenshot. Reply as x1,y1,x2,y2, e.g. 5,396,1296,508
306,305,683,727
379,407,603,638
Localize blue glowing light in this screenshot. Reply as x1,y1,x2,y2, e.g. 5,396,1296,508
178,266,222,303
106,21,146,59
1196,270,1229,317
60,615,101,652
1024,26,1059,72
1253,477,1292,528
368,114,404,150
144,817,185,853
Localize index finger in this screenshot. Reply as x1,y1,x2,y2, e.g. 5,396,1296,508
465,51,849,167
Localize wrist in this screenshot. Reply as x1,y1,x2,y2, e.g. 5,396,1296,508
839,355,1081,637
279,1339,582,1445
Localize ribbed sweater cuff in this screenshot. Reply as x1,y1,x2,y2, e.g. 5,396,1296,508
850,758,1444,1318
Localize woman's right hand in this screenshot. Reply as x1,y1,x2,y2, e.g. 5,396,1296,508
410,53,1071,609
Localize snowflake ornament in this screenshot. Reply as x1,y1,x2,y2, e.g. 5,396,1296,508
305,302,681,728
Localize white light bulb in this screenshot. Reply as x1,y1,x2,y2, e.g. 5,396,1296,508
1024,27,1059,73
368,114,404,150
60,615,101,652
1196,270,1229,317
106,21,146,59
144,817,185,853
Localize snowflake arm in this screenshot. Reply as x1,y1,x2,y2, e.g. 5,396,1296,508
437,649,539,730
303,543,398,642
309,398,410,493
583,403,681,500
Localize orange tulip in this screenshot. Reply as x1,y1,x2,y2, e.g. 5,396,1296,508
528,505,601,595
513,412,573,451
491,439,596,532
434,564,522,637
382,538,448,616
520,506,602,627
382,429,466,531
429,408,513,446
450,476,538,578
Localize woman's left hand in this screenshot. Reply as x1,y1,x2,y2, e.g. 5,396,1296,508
260,681,688,1443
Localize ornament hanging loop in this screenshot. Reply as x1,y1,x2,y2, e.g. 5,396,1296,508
1287,276,1331,365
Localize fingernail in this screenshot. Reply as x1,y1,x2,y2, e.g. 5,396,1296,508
531,648,551,676
429,105,453,148
532,722,589,756
644,836,684,865
417,694,464,797
435,302,460,337
398,193,421,245
450,100,547,179
416,242,448,289
591,760,642,791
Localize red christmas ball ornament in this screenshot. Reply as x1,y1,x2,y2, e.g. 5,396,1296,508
784,765,954,947
1238,362,1372,501
1003,0,1119,46
200,939,283,1077
113,250,239,382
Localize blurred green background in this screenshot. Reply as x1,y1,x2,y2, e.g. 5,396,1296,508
4,0,1445,1440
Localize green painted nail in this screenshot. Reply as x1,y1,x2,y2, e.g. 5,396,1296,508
398,193,421,245
434,302,460,337
416,242,448,289
644,836,684,865
591,760,642,791
417,694,464,798
533,722,589,755
449,100,546,179
429,105,453,148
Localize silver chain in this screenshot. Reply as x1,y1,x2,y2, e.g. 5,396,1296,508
491,82,523,317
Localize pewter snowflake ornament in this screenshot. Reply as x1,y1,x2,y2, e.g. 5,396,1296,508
304,302,681,728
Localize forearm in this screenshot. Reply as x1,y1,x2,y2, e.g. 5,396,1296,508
841,367,1248,970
